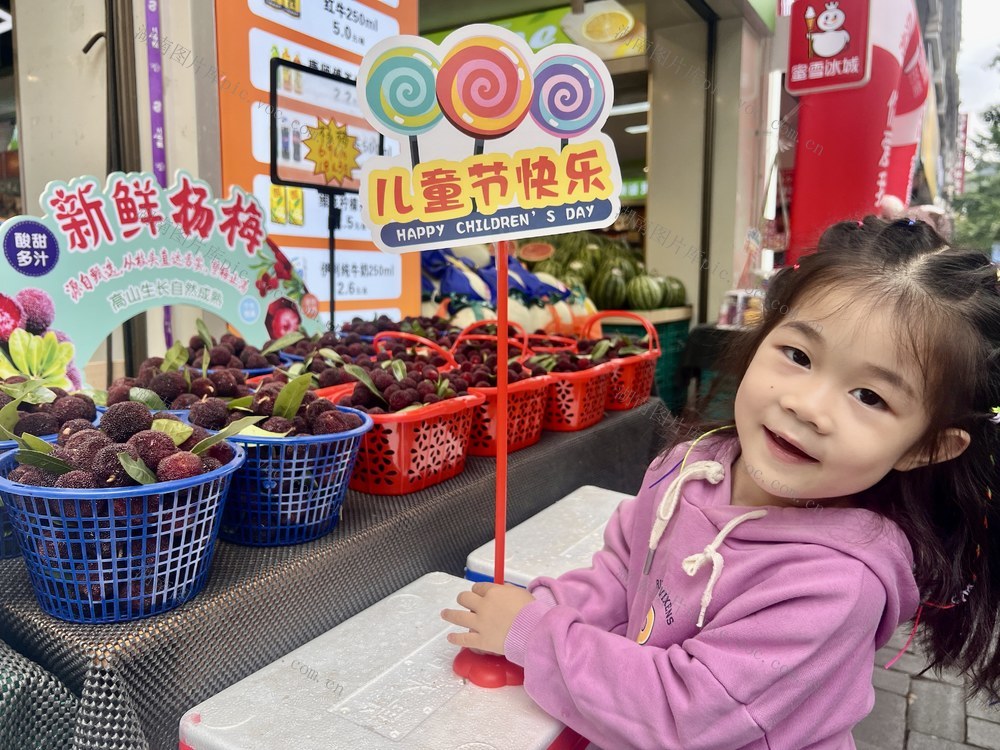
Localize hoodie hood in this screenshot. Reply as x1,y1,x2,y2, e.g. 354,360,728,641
644,436,920,647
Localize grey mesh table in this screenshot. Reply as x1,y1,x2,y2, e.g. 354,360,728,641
0,403,664,750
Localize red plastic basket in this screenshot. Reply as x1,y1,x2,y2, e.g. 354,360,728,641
467,374,555,456
372,331,459,370
451,320,532,364
542,361,615,432
582,311,662,411
348,392,486,495
526,333,578,354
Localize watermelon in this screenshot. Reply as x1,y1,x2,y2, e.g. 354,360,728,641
565,257,597,285
647,275,667,300
590,267,628,310
517,241,555,262
661,276,687,307
626,275,662,310
530,258,563,276
598,256,638,284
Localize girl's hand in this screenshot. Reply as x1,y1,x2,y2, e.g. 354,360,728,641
441,582,536,655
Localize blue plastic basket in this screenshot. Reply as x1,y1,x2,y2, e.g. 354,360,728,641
0,445,245,623
220,406,373,546
2,434,66,558
0,496,17,558
279,353,305,364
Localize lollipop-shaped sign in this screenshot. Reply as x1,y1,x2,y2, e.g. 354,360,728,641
364,46,442,166
436,36,533,154
531,55,605,150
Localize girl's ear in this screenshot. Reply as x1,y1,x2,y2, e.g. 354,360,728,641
894,428,971,471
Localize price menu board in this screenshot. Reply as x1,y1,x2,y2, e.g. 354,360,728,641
214,0,419,328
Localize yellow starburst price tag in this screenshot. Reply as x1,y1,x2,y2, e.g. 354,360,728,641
303,119,361,185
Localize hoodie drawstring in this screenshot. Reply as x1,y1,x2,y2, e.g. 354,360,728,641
683,510,768,627
643,460,725,575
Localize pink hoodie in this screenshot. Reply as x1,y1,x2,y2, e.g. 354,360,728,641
505,437,920,750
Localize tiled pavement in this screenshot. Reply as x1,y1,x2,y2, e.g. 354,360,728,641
853,625,1000,749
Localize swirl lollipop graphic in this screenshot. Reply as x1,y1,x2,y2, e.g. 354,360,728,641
436,37,533,156
531,55,605,151
365,46,442,166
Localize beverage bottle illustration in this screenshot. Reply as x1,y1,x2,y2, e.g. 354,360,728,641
270,184,287,224
288,187,304,226
292,129,301,161
281,48,293,90
285,0,301,17
293,54,303,94
281,120,291,160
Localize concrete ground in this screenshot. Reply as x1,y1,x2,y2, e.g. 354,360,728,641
853,626,1000,749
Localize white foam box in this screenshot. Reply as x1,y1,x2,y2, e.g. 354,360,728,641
466,485,630,587
179,572,577,750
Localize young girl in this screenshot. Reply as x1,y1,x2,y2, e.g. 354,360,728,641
441,217,1000,749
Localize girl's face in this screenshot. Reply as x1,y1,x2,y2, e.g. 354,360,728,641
732,288,931,507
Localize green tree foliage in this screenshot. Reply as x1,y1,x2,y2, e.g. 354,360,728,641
954,54,1000,251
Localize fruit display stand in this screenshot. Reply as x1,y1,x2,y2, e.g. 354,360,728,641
179,573,577,750
598,306,693,413
465,485,630,586
0,638,78,749
0,404,662,750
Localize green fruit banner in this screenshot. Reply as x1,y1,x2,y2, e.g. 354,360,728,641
0,170,324,387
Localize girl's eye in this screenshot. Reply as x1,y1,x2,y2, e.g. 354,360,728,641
851,388,887,409
781,347,810,367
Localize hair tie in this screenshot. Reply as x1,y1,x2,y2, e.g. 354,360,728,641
906,219,916,226
991,407,1000,425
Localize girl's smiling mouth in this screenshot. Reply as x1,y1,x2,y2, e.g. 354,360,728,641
764,427,820,463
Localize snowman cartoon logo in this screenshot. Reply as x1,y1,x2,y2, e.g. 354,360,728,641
805,2,850,58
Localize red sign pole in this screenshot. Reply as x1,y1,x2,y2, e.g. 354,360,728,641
494,240,511,586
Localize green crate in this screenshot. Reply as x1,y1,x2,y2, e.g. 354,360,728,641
602,318,690,414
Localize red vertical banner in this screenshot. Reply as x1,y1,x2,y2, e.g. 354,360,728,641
884,17,928,206
786,0,916,263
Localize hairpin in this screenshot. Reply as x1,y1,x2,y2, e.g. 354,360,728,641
992,407,1000,425
906,219,916,226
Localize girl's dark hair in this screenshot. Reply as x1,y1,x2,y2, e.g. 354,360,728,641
674,216,1000,701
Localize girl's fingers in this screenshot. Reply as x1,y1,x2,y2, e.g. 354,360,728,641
455,590,482,611
470,582,496,596
440,608,477,630
446,630,481,648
